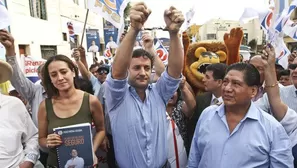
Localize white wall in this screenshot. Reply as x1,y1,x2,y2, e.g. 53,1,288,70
7,0,104,58
199,19,263,44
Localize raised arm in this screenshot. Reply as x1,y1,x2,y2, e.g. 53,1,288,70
0,30,37,102
73,48,92,80
153,7,184,103
112,2,151,79
142,33,165,80
164,7,185,78
261,45,287,121
180,77,196,117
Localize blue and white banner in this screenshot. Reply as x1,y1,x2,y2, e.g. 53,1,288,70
274,36,291,68
269,0,289,20
88,0,129,29
86,29,100,53
276,0,297,40
103,20,118,50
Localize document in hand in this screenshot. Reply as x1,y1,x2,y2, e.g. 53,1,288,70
54,123,94,168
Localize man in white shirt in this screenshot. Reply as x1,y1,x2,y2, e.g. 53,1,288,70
105,36,118,50
0,29,48,166
0,58,41,167
88,41,99,53
64,149,84,168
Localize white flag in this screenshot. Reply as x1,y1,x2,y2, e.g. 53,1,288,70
0,0,10,30
88,0,130,29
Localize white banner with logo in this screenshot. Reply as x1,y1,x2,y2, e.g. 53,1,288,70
20,55,46,83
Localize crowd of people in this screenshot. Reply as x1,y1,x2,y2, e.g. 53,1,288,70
2,2,297,168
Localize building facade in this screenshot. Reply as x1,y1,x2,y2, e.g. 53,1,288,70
198,19,264,46
5,0,104,59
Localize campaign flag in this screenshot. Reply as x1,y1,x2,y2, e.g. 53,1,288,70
275,0,297,41
274,37,290,68
67,22,75,43
104,48,113,58
20,56,46,83
183,6,195,31
87,0,129,29
86,29,100,53
155,39,169,65
269,0,289,19
282,19,297,41
67,22,77,49
103,20,118,50
0,0,10,30
274,0,297,33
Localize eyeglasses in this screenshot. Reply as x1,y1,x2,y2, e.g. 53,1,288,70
98,70,108,75
288,64,297,70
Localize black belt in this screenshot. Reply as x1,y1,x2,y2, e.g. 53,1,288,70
46,166,57,168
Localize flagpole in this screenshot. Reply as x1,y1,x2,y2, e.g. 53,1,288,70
80,9,89,47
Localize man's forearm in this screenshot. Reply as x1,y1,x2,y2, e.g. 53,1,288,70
6,55,36,102
112,28,139,79
80,54,88,70
76,60,91,80
181,86,196,117
146,47,165,77
167,33,183,78
93,130,106,152
6,46,16,56
264,67,287,121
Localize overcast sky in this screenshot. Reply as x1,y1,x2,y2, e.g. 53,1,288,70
130,0,269,27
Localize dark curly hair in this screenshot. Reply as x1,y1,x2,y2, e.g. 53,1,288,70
132,48,155,68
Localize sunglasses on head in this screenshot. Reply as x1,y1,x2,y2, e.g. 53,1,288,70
288,64,297,70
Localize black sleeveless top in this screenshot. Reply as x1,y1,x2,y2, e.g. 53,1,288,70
46,92,92,167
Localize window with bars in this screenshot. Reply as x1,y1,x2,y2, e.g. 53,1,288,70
207,34,216,40
40,45,57,60
29,0,47,20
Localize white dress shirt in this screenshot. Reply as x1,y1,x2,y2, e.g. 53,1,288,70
255,85,297,113
166,113,187,168
6,56,47,127
0,94,40,167
211,94,223,105
88,45,99,53
280,108,297,147
106,41,118,49
64,156,84,168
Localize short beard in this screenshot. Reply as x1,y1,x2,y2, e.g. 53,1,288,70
128,78,149,90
